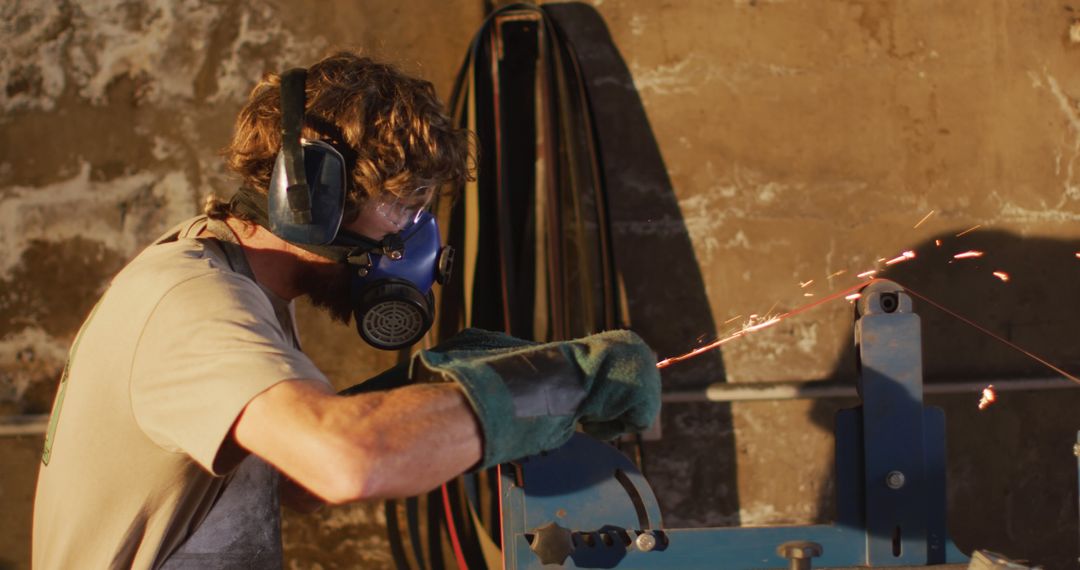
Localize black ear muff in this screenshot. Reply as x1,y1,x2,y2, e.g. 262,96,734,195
267,68,347,245
354,280,435,350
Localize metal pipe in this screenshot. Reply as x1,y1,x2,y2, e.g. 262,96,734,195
1,378,1076,437
0,414,48,437
662,377,1079,403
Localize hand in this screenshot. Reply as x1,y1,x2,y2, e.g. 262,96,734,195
414,329,661,469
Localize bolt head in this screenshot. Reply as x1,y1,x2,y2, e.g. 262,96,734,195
389,250,403,260
886,470,906,490
777,540,823,560
635,532,657,552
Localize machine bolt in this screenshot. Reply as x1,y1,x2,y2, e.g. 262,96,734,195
777,541,822,570
635,532,657,552
886,471,906,489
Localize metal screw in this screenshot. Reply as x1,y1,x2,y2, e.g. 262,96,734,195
635,532,656,552
886,471,906,490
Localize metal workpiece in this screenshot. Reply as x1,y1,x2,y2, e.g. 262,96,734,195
966,549,1042,570
500,279,968,569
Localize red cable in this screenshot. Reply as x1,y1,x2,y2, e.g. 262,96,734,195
441,483,469,570
497,465,507,570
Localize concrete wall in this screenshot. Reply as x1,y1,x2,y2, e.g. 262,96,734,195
3,0,1079,568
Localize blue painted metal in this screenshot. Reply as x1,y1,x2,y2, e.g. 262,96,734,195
858,284,931,564
500,280,970,568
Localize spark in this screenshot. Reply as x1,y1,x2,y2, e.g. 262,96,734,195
827,270,847,279
955,224,982,237
656,313,785,368
742,316,782,333
885,250,917,266
803,293,814,297
799,279,815,288
978,385,997,410
845,293,862,301
913,210,935,229
722,315,743,325
857,269,878,279
877,257,887,263
992,271,1010,282
953,250,984,260
935,239,942,247
657,281,873,370
1075,252,1080,259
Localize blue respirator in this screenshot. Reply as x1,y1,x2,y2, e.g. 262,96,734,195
333,212,453,350
257,67,452,350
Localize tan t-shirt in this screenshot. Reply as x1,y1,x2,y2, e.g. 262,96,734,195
32,224,328,569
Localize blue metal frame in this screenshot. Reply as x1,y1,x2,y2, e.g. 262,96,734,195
500,281,969,568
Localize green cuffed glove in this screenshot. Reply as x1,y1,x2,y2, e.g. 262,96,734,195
339,328,537,396
411,329,661,470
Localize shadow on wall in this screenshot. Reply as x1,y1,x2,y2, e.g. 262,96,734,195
545,3,740,526
809,229,1080,568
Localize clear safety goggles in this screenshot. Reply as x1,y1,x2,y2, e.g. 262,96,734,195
372,183,438,231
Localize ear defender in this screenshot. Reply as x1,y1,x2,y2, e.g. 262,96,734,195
267,68,347,245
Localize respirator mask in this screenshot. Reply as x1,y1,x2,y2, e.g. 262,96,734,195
246,67,453,350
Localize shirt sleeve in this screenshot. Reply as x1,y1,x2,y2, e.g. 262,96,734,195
130,272,329,475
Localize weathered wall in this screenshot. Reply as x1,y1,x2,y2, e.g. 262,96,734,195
3,0,1080,568
579,4,1080,568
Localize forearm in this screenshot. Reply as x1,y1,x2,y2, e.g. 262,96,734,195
332,383,482,499
235,378,482,504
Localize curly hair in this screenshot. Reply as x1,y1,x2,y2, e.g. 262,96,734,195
209,51,474,221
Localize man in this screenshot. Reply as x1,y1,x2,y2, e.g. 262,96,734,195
33,52,660,569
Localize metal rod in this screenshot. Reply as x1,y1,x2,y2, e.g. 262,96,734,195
1,378,1076,437
0,414,48,437
662,377,1079,403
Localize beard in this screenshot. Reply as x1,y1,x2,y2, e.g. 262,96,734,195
297,260,354,325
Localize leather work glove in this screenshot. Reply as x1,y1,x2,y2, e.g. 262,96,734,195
339,328,536,396
411,329,661,470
